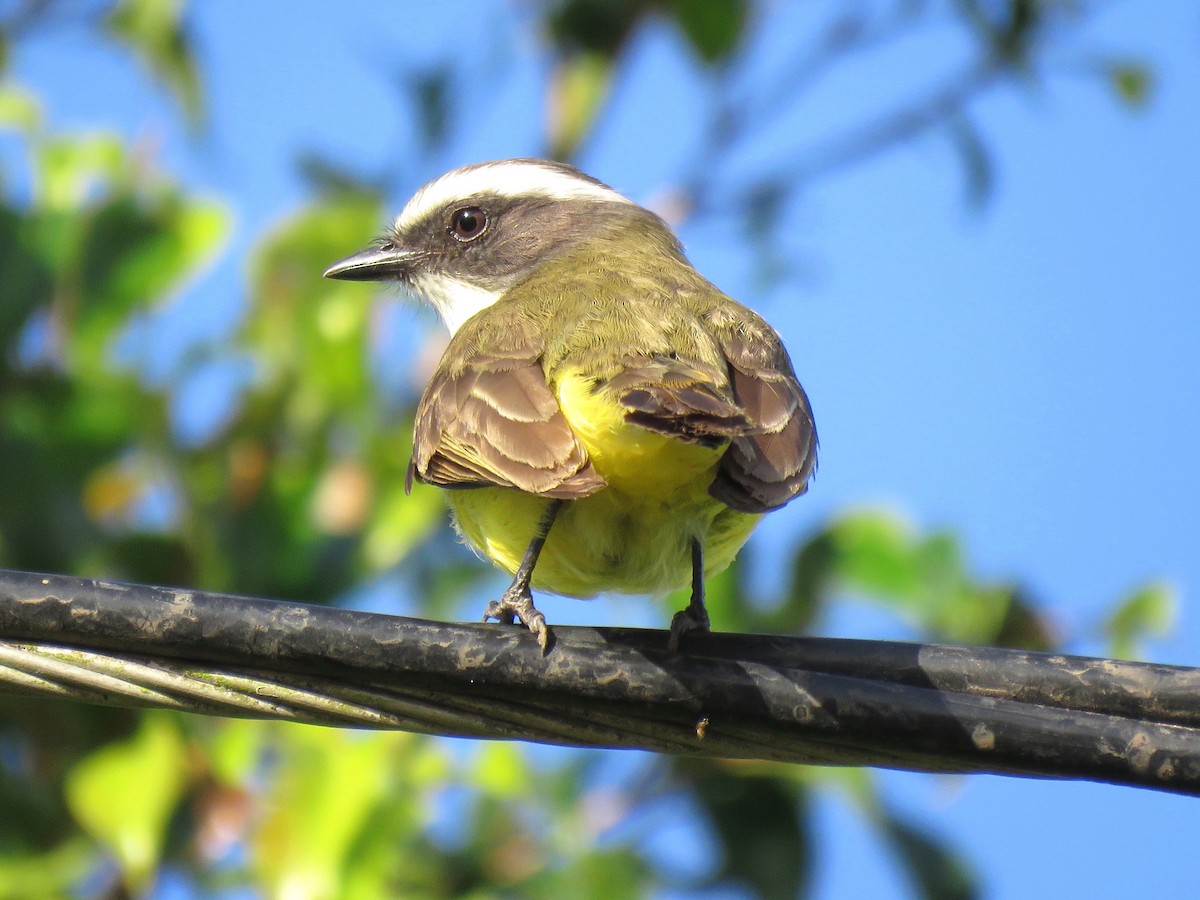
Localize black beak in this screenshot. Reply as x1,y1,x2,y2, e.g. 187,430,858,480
323,245,419,282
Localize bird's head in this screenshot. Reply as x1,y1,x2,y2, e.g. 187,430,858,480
323,158,681,334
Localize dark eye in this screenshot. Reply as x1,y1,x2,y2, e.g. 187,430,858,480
450,207,487,242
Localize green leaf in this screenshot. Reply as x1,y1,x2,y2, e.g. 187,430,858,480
208,719,267,786
669,0,748,65
1107,61,1153,109
779,530,837,631
0,839,96,900
247,194,382,408
363,478,445,569
687,765,810,900
106,0,204,128
535,847,652,899
877,807,977,900
794,510,1028,645
73,193,229,365
0,203,53,347
545,0,646,57
547,51,613,161
1103,580,1176,660
35,134,123,211
253,727,404,899
64,713,189,890
0,84,41,134
829,510,925,598
470,742,531,801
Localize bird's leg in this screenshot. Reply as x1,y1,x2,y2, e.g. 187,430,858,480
482,499,563,652
668,537,711,652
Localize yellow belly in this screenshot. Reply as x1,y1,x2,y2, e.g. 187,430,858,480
447,371,760,597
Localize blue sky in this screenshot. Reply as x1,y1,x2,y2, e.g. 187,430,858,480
9,1,1200,897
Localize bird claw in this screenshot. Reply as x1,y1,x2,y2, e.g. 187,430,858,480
668,602,711,652
483,589,551,653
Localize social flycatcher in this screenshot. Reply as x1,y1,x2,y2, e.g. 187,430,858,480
324,159,816,650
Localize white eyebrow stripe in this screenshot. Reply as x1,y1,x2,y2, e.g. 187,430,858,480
394,160,632,230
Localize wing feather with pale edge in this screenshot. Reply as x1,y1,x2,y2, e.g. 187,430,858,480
407,335,606,499
608,354,750,448
706,321,818,513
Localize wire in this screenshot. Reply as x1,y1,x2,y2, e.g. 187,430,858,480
1,567,1197,794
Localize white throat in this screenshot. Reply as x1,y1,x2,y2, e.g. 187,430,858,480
410,273,503,335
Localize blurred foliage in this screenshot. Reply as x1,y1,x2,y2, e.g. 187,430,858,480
0,1,1172,898
106,0,204,128
1102,580,1176,661
1105,59,1154,108
65,714,189,890
543,0,749,157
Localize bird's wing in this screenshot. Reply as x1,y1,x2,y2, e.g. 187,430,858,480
705,314,818,513
408,333,606,499
607,354,751,448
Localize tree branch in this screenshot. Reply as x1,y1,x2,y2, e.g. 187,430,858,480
0,568,1197,794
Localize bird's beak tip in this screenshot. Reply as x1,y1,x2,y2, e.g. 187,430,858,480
323,245,414,282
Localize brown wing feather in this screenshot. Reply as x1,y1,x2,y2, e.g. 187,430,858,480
610,354,750,448
409,334,605,499
706,321,818,513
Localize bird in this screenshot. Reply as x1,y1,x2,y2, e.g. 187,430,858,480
324,159,816,651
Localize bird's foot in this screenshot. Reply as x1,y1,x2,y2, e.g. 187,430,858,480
668,601,710,652
482,585,551,653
